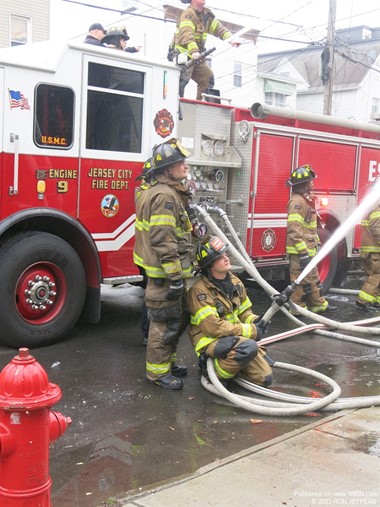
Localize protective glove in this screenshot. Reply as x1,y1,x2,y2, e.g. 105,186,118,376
299,253,311,269
166,279,184,300
254,319,270,342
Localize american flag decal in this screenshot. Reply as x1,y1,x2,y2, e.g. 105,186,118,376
8,89,31,110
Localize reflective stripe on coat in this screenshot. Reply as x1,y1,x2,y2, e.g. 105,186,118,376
286,192,319,257
133,174,194,280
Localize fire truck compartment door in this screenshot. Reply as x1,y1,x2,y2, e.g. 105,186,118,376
0,67,3,186
0,68,3,149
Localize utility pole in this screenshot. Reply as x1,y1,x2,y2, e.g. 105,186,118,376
322,0,337,115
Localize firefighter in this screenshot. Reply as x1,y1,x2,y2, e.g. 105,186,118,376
286,164,337,315
171,0,240,100
188,236,274,387
83,23,106,45
100,27,140,52
133,139,195,390
134,158,155,346
356,201,380,311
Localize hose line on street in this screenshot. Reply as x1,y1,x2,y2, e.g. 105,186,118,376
202,358,342,416
192,204,380,415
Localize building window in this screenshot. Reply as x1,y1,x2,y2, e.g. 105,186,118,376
265,92,286,107
371,98,380,119
10,15,30,47
233,62,242,87
264,79,293,107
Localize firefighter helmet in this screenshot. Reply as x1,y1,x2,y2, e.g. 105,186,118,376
287,164,317,187
152,137,190,172
120,27,130,39
136,157,154,181
101,27,130,45
196,236,229,271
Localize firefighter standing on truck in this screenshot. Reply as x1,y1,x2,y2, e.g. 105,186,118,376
356,202,380,311
133,138,195,390
286,164,337,315
171,0,239,100
188,236,274,387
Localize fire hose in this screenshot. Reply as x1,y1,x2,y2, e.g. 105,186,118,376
190,202,380,415
193,203,380,336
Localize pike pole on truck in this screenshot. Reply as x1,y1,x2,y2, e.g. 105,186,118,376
1,40,380,348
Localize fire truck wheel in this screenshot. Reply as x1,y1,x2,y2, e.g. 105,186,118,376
317,228,338,294
0,231,86,348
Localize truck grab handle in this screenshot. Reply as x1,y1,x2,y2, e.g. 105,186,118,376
9,133,20,196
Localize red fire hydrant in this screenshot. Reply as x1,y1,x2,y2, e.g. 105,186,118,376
0,348,72,506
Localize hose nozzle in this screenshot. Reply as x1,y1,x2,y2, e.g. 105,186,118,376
259,282,298,325
272,281,298,307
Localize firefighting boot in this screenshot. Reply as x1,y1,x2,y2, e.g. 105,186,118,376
147,373,183,390
198,352,209,377
322,304,338,314
355,300,380,312
171,364,188,377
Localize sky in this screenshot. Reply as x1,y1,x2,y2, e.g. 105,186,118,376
50,0,380,54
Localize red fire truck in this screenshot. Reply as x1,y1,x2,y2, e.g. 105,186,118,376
180,99,380,291
1,40,380,348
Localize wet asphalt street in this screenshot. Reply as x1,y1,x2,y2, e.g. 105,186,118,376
0,275,379,507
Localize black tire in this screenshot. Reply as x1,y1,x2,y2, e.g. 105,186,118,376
0,232,86,348
317,228,338,294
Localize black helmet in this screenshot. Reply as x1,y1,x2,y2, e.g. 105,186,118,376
196,236,229,271
136,157,154,181
180,0,191,3
152,137,189,172
101,27,130,45
120,27,130,39
287,164,317,187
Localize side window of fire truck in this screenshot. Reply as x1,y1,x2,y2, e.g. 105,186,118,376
34,84,74,149
86,62,144,153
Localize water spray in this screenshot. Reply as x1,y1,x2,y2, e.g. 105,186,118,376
259,177,380,325
298,177,380,283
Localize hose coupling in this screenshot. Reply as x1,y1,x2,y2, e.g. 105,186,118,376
272,282,298,306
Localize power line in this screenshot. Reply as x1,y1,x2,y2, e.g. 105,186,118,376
62,0,177,23
61,0,380,95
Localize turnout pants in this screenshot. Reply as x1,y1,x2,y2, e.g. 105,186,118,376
205,336,274,387
289,254,327,312
357,252,380,305
145,277,189,381
179,62,213,100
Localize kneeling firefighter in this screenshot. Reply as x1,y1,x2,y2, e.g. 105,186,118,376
133,138,195,390
188,236,274,387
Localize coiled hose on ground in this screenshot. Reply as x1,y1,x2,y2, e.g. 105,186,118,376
192,204,380,415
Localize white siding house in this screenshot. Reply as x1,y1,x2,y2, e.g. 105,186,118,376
0,0,49,48
258,26,380,123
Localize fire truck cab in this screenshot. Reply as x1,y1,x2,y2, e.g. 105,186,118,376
0,40,179,347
